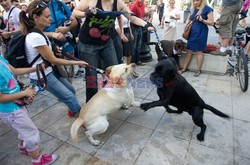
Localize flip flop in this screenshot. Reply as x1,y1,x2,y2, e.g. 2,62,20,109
178,69,186,74
194,70,201,77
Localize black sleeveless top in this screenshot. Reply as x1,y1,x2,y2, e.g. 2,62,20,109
79,0,118,45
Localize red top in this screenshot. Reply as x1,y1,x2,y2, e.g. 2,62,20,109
130,0,145,19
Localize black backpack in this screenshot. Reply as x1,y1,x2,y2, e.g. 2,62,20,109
7,29,49,68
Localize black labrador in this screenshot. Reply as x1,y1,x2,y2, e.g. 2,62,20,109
140,58,230,141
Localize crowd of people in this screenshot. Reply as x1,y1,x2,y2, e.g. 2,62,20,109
0,0,249,164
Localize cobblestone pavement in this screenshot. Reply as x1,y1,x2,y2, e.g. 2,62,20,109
1,15,250,165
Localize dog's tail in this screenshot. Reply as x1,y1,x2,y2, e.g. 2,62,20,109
204,103,230,118
70,117,85,144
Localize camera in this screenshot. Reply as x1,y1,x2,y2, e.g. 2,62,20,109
63,19,73,39
63,19,72,27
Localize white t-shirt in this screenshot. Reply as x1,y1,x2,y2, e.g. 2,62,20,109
115,15,130,29
3,6,21,32
25,32,53,80
164,7,180,23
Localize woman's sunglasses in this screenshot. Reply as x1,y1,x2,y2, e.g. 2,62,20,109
36,1,47,9
65,2,71,5
33,1,47,15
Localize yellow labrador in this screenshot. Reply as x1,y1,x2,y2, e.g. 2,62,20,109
71,63,140,145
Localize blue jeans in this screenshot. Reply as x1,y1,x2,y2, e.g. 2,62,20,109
30,72,81,114
77,39,118,102
132,26,143,64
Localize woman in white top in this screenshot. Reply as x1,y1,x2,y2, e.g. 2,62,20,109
160,0,180,41
19,0,88,117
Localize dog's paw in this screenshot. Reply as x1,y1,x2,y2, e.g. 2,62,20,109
140,103,152,111
92,140,100,146
197,133,205,141
132,101,141,107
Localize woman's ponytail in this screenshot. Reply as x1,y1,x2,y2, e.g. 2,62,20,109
19,11,35,34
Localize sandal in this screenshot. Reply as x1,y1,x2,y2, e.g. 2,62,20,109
194,70,201,77
178,69,186,74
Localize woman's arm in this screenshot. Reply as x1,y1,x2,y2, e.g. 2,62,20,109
36,45,88,67
0,88,35,103
200,11,214,26
72,0,93,18
118,0,147,27
8,65,36,76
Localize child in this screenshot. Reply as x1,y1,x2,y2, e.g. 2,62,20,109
0,55,58,165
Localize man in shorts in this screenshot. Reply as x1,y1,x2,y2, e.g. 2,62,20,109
211,0,243,56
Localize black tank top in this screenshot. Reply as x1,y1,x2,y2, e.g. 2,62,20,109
79,0,118,45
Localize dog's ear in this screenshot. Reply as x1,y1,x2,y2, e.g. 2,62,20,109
105,66,113,74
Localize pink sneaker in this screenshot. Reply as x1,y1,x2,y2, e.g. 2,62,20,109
67,109,75,117
18,144,29,155
32,154,58,165
67,109,79,118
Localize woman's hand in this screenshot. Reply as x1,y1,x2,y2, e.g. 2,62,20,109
56,26,70,34
23,87,36,99
52,32,66,41
120,33,128,42
1,31,11,39
147,26,155,31
197,15,204,22
76,61,89,67
85,7,97,18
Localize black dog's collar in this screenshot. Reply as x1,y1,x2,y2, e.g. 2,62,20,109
164,76,177,87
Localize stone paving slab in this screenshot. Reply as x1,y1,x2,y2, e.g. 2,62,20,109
135,130,189,165
53,143,92,165
92,122,153,165
67,117,124,156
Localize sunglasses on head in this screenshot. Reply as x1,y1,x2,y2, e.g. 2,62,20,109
33,1,47,15
36,1,47,9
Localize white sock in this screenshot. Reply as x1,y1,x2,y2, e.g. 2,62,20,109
220,47,227,52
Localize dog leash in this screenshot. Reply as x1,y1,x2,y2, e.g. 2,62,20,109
61,52,109,77
153,28,168,58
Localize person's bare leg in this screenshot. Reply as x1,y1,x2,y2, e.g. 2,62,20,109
31,148,40,159
221,38,231,48
196,51,203,71
182,50,193,71
246,42,250,55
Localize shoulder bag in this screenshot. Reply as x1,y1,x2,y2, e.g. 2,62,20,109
182,15,199,40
